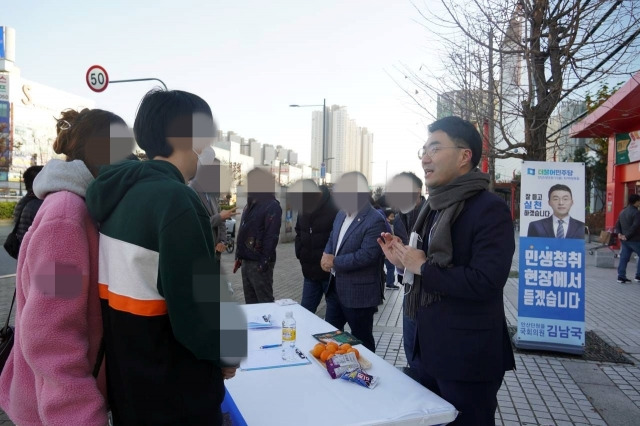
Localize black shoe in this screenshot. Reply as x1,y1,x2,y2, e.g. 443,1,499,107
635,276,640,282
618,277,631,283
386,284,400,290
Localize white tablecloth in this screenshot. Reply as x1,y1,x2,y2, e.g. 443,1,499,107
225,303,457,425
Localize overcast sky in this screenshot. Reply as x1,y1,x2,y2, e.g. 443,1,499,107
4,0,449,186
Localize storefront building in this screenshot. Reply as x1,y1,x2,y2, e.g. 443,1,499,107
1,26,94,196
570,70,640,230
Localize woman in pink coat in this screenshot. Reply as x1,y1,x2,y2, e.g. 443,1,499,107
0,108,132,425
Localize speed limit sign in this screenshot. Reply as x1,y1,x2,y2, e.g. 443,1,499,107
86,65,109,92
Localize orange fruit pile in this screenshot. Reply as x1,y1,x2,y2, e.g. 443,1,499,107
311,342,359,361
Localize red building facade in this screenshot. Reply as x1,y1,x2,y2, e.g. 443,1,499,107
571,71,640,230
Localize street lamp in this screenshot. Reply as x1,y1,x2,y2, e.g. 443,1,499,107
289,98,327,183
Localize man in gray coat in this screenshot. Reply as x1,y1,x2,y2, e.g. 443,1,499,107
190,150,237,255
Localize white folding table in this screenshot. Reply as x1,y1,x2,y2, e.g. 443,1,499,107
224,303,457,425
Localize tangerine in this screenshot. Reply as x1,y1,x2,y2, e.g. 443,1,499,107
326,342,339,353
320,350,332,362
311,343,325,358
339,343,352,351
335,350,347,355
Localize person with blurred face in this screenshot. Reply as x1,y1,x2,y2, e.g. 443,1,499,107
0,108,132,425
85,90,241,425
190,155,238,258
234,167,283,304
321,172,387,352
384,171,426,372
378,116,515,425
527,184,585,239
292,180,339,313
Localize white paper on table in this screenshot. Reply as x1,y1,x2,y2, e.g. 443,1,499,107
247,313,278,329
240,347,311,371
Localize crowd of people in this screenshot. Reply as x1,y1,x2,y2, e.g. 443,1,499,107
0,87,515,426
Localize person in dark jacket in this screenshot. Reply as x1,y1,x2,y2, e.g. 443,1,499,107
615,193,640,283
294,182,339,313
385,171,426,371
234,167,283,303
379,116,515,425
13,166,44,243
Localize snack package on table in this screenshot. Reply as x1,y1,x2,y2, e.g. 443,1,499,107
325,352,360,379
341,368,379,389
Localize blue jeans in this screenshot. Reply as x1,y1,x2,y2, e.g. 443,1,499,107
384,259,396,286
618,241,640,278
403,312,421,370
300,278,329,314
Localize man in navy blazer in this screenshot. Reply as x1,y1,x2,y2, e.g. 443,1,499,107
527,184,585,239
379,116,515,425
321,172,386,352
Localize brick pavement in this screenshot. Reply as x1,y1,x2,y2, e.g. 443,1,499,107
4,235,640,424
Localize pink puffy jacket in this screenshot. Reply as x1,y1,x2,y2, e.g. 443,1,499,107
0,190,107,425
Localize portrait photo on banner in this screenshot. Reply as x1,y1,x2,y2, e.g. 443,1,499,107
519,162,586,240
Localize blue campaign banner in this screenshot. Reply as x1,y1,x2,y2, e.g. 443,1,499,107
0,28,4,58
517,236,586,349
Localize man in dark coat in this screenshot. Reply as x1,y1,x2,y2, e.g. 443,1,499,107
615,193,640,283
385,171,426,372
294,184,339,313
234,168,282,304
379,116,515,425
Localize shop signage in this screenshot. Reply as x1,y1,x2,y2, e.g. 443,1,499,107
615,130,640,165
0,74,8,101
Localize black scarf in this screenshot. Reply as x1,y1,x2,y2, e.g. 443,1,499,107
404,169,489,319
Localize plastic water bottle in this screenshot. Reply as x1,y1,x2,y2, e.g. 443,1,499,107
281,311,296,361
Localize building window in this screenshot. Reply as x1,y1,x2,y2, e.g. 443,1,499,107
0,103,8,118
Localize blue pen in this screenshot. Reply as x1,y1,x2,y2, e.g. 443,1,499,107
260,344,282,349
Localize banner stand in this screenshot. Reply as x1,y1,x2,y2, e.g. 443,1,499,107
515,161,586,356
512,337,584,355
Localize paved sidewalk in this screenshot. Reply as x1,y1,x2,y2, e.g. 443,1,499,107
3,234,640,425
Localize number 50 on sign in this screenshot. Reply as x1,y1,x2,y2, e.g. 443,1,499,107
86,65,109,92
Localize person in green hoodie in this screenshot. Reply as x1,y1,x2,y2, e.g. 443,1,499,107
85,89,244,425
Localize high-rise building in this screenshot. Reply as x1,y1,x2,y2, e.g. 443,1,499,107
287,151,298,165
547,100,587,162
310,104,373,183
248,138,262,166
276,145,290,164
263,144,276,166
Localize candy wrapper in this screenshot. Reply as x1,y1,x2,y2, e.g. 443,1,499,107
325,352,360,379
341,368,379,389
